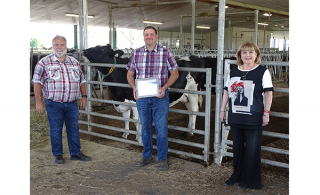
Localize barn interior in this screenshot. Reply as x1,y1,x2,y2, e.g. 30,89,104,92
29,0,290,167
30,0,289,50
27,0,293,194
21,0,319,193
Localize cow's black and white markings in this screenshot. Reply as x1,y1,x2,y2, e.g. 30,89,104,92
82,45,206,139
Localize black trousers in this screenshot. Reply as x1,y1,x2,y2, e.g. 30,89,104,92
229,125,262,189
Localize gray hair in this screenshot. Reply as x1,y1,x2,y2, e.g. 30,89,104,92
52,35,67,46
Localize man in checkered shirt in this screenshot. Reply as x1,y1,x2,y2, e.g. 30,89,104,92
32,35,91,164
127,26,179,170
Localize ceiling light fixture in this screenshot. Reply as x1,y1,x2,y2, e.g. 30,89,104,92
196,25,210,29
263,13,272,16
258,23,268,26
143,20,163,25
65,13,95,18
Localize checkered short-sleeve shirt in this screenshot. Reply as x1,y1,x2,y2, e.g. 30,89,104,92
126,44,178,87
32,53,86,102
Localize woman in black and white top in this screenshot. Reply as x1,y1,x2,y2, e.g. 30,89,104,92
220,41,273,189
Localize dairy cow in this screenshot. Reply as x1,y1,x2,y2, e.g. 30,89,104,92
82,45,205,139
198,57,237,94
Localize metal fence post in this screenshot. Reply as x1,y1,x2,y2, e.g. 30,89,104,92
214,0,226,164
204,68,212,162
86,63,92,132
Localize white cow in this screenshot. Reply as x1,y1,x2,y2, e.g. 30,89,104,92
169,72,203,136
118,72,202,140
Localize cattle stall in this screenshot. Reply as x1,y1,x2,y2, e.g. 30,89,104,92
78,62,214,163
218,60,289,168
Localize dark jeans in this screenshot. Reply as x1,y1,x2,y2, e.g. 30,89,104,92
229,125,262,189
45,99,81,156
136,90,169,161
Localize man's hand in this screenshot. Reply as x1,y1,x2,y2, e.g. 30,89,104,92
133,88,140,100
157,87,166,98
34,83,44,114
80,97,87,109
36,101,44,114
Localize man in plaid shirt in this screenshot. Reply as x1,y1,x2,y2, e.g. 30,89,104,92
32,35,91,164
127,26,179,170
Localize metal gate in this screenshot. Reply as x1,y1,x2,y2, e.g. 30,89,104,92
78,62,213,162
217,60,289,168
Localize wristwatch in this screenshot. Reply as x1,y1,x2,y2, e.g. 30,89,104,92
82,95,87,98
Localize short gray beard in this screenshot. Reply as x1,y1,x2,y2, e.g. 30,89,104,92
53,48,67,58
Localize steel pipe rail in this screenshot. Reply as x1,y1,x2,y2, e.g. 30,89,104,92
223,126,289,140
80,129,142,145
274,87,289,93
225,152,289,169
88,80,131,88
79,121,140,136
162,135,205,149
167,148,204,161
81,62,212,163
167,125,205,135
270,111,289,119
262,130,289,139
82,111,139,123
225,140,289,155
86,97,136,107
168,108,205,117
227,60,289,67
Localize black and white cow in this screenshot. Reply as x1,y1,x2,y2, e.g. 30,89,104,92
82,45,205,139
199,57,237,94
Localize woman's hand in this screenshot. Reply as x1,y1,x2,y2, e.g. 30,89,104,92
220,111,226,122
262,113,269,126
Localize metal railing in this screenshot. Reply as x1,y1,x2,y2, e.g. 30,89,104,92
218,60,289,168
79,62,213,162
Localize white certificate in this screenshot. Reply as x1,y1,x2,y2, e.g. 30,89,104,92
135,77,160,98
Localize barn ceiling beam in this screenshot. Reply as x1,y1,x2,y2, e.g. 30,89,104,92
66,0,77,25
111,0,190,9
198,0,289,17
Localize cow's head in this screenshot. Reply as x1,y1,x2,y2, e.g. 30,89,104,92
82,44,124,63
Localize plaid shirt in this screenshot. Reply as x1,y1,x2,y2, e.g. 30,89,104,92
32,53,86,102
127,44,178,87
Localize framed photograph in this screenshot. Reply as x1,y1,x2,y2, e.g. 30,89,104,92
135,77,160,98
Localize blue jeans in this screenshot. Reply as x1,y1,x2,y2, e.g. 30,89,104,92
45,99,81,156
136,90,169,161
